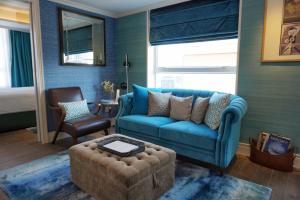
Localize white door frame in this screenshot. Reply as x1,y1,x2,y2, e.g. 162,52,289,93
25,0,49,143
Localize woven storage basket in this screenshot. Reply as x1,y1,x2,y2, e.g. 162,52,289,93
250,139,294,172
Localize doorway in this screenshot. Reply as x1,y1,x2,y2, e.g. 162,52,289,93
0,0,48,143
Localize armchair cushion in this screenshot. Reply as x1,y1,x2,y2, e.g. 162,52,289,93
58,99,90,121
159,121,218,151
118,115,175,137
62,114,111,137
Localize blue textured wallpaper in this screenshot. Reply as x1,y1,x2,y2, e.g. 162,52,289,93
39,0,116,129
115,12,147,93
238,0,300,152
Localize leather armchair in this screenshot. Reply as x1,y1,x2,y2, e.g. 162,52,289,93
48,87,111,144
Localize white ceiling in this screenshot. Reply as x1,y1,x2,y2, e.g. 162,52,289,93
49,0,190,18
0,0,30,9
72,0,167,13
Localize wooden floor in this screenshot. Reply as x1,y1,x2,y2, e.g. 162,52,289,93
0,129,300,200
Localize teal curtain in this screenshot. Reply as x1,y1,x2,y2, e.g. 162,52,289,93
10,30,34,87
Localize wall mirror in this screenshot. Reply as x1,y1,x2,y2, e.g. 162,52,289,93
59,9,106,66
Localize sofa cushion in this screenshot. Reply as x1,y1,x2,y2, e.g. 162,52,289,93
118,115,175,137
159,121,218,151
63,115,111,137
131,85,161,115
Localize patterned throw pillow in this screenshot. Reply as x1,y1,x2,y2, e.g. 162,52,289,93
204,93,231,130
170,95,193,121
58,99,90,121
148,91,171,116
191,97,210,124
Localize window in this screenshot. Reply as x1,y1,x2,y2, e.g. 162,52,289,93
64,51,94,64
148,39,238,94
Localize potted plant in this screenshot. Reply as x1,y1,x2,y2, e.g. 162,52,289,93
101,80,114,100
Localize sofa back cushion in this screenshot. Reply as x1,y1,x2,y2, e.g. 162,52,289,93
170,95,193,121
131,85,161,115
148,91,171,116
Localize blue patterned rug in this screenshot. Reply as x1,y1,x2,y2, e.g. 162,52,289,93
0,151,271,200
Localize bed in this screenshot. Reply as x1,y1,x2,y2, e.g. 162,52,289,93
0,87,36,133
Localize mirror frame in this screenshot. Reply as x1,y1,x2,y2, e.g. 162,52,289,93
58,8,106,66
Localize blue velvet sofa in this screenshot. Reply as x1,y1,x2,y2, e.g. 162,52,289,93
115,88,247,168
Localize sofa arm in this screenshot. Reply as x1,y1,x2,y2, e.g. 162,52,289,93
115,93,133,132
221,96,247,124
116,92,133,119
217,96,247,168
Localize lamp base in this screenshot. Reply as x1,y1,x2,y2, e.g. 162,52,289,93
120,82,127,90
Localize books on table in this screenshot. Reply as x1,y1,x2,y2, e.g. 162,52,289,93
256,132,291,155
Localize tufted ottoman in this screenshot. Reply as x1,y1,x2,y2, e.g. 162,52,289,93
69,134,176,200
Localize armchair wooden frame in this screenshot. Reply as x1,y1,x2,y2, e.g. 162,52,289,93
48,87,111,145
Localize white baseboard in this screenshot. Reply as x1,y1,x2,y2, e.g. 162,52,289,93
237,142,300,171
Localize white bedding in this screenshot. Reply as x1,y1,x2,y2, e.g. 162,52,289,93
0,87,36,115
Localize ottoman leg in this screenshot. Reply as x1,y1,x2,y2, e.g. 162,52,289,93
104,129,109,136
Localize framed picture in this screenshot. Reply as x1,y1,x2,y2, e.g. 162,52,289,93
262,0,300,62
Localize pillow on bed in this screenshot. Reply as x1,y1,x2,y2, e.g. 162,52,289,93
58,99,90,121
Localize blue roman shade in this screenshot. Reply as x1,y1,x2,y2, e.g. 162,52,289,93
63,25,92,55
150,0,240,45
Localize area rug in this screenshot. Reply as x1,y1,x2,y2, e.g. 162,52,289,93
0,151,272,200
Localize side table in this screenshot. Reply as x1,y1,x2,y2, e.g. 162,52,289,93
99,99,118,117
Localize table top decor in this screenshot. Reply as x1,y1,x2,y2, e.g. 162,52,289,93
97,136,145,157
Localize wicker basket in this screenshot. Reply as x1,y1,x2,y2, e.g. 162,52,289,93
250,139,295,172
